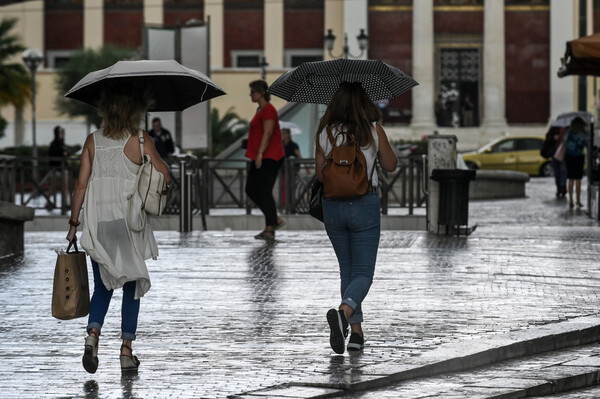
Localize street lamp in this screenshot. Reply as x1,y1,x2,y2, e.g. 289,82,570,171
22,48,43,173
324,28,369,59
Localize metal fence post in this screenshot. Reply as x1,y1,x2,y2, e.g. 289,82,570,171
178,156,193,233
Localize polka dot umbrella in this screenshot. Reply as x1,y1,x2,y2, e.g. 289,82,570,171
268,58,418,104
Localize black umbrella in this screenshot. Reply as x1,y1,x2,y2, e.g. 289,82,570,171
268,58,418,104
65,59,226,111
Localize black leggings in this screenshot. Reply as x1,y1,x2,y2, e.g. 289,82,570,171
245,158,283,226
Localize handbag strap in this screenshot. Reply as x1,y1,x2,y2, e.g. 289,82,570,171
66,237,79,253
125,130,148,233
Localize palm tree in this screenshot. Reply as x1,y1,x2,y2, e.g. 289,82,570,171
211,107,248,155
0,17,31,139
55,45,134,130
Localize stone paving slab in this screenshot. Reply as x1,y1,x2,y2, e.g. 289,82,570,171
1,177,600,398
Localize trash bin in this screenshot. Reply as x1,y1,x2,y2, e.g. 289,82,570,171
431,169,476,234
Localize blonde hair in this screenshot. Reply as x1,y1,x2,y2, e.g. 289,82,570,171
97,83,153,140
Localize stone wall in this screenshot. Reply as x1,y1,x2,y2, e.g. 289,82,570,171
0,202,34,262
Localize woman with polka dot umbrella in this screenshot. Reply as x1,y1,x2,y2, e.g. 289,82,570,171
268,58,418,104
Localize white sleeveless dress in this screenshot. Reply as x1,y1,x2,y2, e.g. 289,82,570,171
80,130,157,299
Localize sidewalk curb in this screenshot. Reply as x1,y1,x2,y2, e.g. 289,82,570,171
231,315,600,398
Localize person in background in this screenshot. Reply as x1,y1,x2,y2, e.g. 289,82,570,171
282,128,302,159
565,117,587,208
544,126,567,198
49,125,68,167
47,126,70,209
315,82,398,354
245,80,286,239
67,83,170,374
149,117,175,159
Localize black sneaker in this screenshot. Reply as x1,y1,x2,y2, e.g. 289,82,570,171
326,309,348,354
347,332,365,351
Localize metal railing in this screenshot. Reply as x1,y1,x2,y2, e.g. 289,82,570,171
0,155,427,223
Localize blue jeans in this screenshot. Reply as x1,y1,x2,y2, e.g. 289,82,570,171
322,191,381,324
87,260,140,340
552,158,567,193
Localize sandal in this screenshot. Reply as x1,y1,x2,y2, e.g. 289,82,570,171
274,220,286,230
254,230,275,240
120,344,140,372
82,332,99,374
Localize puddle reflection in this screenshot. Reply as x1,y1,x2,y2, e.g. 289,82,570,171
247,241,279,336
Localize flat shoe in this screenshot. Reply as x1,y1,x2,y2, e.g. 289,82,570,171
327,309,348,354
274,220,285,230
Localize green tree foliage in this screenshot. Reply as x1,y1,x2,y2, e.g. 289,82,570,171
54,45,134,129
211,107,248,155
0,17,30,138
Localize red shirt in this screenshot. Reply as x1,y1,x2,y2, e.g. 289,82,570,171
245,103,285,161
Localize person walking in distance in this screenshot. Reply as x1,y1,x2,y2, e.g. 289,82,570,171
245,80,286,239
66,83,170,374
315,82,398,353
564,116,587,208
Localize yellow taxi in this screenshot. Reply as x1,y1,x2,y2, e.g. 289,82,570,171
461,136,553,176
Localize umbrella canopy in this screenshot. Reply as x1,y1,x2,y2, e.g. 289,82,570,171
65,59,226,111
268,58,418,104
557,33,600,77
550,111,592,128
279,121,302,135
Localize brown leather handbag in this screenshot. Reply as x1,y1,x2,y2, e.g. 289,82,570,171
51,238,90,320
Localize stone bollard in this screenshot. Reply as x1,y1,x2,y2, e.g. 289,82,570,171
0,201,34,262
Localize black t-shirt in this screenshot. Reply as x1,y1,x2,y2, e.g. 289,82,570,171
149,128,175,159
49,139,66,167
284,141,299,158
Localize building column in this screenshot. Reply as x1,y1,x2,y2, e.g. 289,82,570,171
550,0,575,120
344,0,368,60
84,0,103,49
482,0,507,127
410,0,436,130
144,0,163,26
205,0,224,69
324,0,344,61
264,0,284,68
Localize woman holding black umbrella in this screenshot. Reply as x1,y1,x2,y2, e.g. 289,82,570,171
245,80,286,239
315,82,398,353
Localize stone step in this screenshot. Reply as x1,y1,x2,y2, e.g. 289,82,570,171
232,316,600,398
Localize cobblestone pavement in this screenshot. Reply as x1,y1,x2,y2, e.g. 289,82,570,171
1,177,600,398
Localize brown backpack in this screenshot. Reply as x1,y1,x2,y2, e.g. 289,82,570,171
322,126,375,199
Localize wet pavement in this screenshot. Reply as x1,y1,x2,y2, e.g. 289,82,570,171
1,177,600,398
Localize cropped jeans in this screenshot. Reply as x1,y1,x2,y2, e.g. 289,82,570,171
87,259,140,340
322,191,381,325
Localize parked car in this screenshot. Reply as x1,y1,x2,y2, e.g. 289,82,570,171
461,136,553,177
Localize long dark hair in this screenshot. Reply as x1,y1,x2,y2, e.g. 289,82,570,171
316,81,381,148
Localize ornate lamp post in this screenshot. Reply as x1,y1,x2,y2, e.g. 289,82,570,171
22,48,44,176
324,28,369,59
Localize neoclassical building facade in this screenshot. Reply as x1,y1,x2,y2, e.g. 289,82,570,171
0,0,596,150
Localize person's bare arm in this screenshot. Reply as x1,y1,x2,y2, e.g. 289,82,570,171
255,119,276,168
376,123,398,172
66,134,94,241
